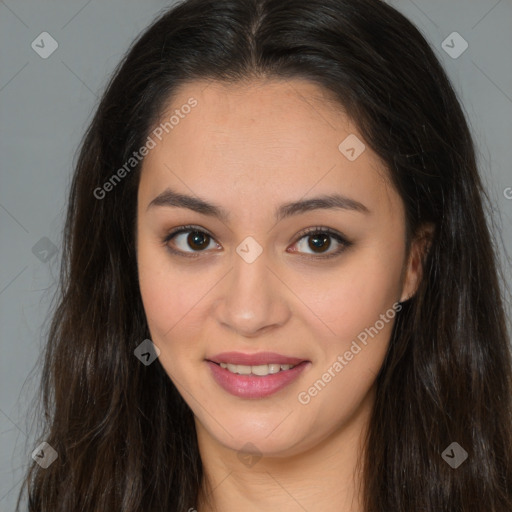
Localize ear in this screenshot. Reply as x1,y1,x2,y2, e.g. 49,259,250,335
399,223,435,303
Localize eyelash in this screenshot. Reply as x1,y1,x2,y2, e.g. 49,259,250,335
162,224,352,260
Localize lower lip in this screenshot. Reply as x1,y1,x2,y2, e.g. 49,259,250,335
206,360,310,399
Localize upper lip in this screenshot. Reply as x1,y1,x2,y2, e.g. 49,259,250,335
207,351,307,366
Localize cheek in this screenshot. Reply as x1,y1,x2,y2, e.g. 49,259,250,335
137,243,167,326
297,253,402,424
137,236,192,340
136,234,218,372
137,247,202,381
307,248,403,345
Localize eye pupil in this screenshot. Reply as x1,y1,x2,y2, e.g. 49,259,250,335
188,231,209,250
308,234,331,253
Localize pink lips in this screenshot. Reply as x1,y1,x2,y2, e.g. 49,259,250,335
206,351,311,399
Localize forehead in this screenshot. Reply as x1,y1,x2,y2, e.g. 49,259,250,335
139,79,400,221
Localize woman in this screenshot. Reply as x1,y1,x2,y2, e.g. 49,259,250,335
19,0,512,510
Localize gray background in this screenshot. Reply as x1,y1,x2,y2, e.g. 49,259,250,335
1,0,511,509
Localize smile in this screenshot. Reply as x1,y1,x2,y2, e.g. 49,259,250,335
218,362,297,376
206,355,311,399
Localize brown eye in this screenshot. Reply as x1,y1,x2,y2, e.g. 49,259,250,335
164,227,218,254
307,233,331,253
291,228,351,259
186,231,210,251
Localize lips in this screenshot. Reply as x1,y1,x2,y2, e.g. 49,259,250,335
205,351,311,398
206,359,311,399
207,351,307,366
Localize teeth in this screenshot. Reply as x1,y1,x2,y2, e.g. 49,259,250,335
218,362,297,376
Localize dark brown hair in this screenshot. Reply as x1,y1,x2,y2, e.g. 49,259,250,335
19,0,512,510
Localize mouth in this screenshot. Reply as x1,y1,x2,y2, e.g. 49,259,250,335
205,352,311,399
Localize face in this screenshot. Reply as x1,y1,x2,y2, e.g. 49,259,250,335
136,79,423,458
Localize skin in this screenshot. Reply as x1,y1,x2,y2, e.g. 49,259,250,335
136,79,431,512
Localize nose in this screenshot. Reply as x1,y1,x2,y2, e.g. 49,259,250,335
214,249,291,339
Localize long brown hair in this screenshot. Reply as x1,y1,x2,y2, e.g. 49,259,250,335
19,0,512,510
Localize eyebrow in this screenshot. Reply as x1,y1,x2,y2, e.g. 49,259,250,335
147,187,370,222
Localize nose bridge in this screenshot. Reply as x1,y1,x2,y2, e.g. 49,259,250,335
216,244,289,336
